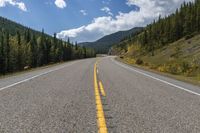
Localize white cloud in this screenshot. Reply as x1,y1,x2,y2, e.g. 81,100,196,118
55,0,66,9
80,10,87,16
101,6,113,16
0,0,27,11
57,0,194,43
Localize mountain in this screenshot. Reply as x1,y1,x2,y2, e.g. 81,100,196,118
79,27,143,54
0,16,95,75
0,17,50,38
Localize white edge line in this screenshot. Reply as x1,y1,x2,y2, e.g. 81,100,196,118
111,58,200,96
0,62,77,91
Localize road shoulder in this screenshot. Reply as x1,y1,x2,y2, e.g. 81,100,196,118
116,57,200,87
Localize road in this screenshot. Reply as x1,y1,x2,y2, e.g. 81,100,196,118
0,56,200,132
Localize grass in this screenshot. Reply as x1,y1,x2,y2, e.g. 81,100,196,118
117,57,200,86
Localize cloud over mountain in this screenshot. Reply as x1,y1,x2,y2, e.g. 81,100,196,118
57,0,194,42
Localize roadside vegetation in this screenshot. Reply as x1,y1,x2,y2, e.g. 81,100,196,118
112,0,200,84
0,17,96,75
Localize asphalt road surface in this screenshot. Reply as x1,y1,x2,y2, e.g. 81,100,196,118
0,56,200,133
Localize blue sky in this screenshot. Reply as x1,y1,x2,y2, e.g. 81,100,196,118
0,0,193,42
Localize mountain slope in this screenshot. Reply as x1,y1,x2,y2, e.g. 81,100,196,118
112,0,200,83
79,27,143,54
0,17,49,38
118,34,200,83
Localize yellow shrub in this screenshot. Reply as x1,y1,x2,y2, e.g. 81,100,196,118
125,57,136,64
158,66,166,72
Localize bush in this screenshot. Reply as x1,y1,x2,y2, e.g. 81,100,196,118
158,65,167,72
167,64,179,74
125,57,135,64
181,61,190,73
136,59,143,65
163,61,192,75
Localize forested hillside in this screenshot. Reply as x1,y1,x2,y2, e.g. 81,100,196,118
113,0,200,54
0,17,95,75
112,0,200,82
79,27,142,54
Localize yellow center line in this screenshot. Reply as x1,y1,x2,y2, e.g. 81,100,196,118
94,62,108,133
99,81,106,97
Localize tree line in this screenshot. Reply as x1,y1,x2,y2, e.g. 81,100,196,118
121,0,200,55
0,25,95,75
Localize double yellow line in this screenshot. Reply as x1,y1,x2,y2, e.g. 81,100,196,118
94,62,108,133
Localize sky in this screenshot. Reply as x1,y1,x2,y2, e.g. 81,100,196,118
0,0,194,43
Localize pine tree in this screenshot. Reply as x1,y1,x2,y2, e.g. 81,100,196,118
67,37,70,44
37,30,45,66
0,33,5,74
53,33,57,48
25,28,31,43
45,38,51,64
17,31,22,70
30,34,37,67
25,43,32,67
75,41,78,50
197,0,200,32
83,46,87,58
66,43,72,60
143,30,148,45
5,31,10,72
